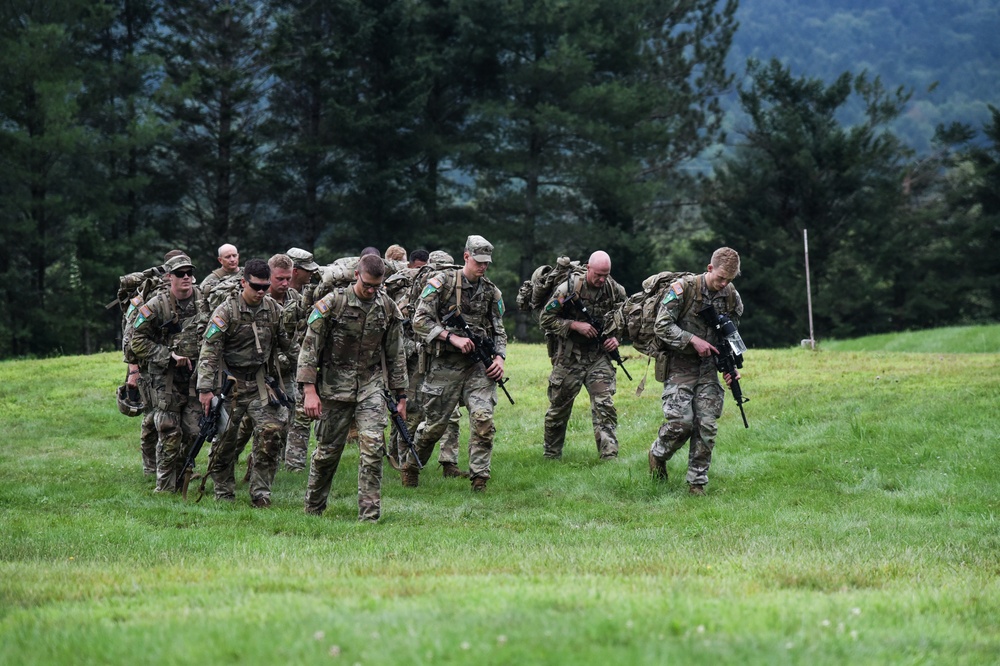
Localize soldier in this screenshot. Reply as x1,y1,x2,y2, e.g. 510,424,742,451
539,250,627,460
282,247,321,471
200,243,240,295
403,235,507,492
648,247,744,495
197,258,293,507
385,249,466,478
298,254,408,521
408,249,429,269
130,254,209,492
233,254,304,475
120,249,188,476
384,244,407,262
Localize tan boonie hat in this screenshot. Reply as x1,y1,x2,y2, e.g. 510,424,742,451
164,254,195,273
287,247,319,272
465,235,493,263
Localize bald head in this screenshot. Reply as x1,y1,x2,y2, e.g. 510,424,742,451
586,251,612,289
217,243,240,274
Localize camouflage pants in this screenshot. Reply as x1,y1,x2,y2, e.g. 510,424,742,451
207,380,288,503
393,354,461,464
152,400,200,493
650,355,724,487
234,376,296,472
284,385,314,471
408,356,496,480
543,352,618,459
140,411,158,476
304,391,387,521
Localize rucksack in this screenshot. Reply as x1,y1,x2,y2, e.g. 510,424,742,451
516,257,586,314
612,271,695,358
206,271,245,311
385,261,462,320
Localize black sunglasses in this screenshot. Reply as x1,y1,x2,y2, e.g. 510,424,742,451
172,269,194,278
246,280,271,292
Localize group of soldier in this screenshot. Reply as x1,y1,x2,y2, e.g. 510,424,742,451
118,236,743,521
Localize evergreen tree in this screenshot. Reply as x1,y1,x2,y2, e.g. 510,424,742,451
153,0,272,263
704,58,913,345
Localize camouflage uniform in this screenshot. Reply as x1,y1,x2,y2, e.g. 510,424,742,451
650,274,743,487
121,276,170,475
297,287,407,521
539,275,626,459
232,286,305,470
408,269,507,483
196,292,292,505
131,287,210,492
384,265,462,470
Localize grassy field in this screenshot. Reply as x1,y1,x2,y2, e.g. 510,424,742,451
2,328,999,665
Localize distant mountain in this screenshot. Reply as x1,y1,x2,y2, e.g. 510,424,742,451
726,0,1000,152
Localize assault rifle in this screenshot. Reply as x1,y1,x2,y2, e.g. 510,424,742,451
697,304,749,428
441,310,515,404
177,375,235,500
569,294,632,380
384,390,422,470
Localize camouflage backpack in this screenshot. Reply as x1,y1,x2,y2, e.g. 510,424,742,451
387,261,463,321
612,270,696,359
205,271,245,311
515,257,587,315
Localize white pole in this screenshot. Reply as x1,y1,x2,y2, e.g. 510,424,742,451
804,229,816,350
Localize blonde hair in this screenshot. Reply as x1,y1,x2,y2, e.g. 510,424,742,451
268,253,294,271
384,244,407,262
711,247,741,276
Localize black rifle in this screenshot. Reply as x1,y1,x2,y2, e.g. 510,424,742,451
569,294,632,380
698,305,749,428
384,390,422,470
441,310,515,404
264,375,292,408
176,375,235,500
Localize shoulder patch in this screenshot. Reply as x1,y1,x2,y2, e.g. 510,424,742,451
420,276,443,299
497,295,505,317
133,304,154,328
662,282,684,305
544,297,562,312
204,314,228,340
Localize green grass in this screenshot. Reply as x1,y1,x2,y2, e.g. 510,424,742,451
2,328,1000,664
820,324,1000,353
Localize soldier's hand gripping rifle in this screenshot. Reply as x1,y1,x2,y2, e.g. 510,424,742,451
384,390,422,470
698,305,749,428
569,294,632,381
176,375,235,500
441,310,515,404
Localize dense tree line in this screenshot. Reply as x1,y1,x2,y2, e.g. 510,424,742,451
0,1,996,357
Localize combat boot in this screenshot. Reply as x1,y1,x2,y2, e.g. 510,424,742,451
471,476,488,492
441,462,470,478
648,451,667,481
400,468,419,488
688,484,706,496
251,495,271,508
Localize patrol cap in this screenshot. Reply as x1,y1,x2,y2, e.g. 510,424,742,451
164,254,195,273
428,250,454,265
287,247,319,272
465,235,493,263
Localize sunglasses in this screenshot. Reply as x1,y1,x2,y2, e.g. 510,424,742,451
172,269,194,278
246,280,271,292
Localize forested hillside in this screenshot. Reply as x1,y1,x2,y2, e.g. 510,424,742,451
729,0,999,152
0,0,997,358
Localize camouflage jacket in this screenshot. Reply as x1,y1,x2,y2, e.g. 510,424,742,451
130,287,209,384
296,287,408,402
412,269,507,359
653,273,743,359
539,274,626,360
272,287,305,376
196,292,292,392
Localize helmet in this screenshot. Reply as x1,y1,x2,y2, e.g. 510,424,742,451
116,383,144,417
